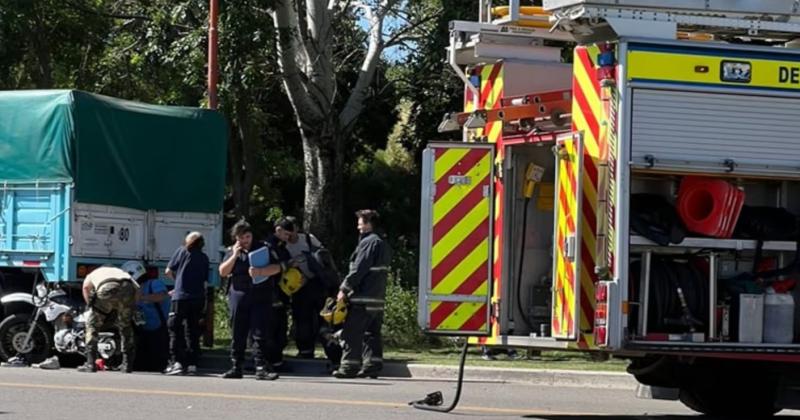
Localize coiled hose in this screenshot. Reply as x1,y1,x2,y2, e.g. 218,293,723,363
642,258,708,332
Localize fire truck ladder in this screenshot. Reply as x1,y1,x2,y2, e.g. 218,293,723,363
438,89,572,136
540,0,800,43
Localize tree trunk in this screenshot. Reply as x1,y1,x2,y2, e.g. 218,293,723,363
301,123,344,255
227,96,264,218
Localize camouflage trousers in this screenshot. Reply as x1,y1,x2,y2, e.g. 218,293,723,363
86,280,137,356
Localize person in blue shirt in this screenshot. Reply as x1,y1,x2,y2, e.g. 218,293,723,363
163,231,209,376
134,274,171,372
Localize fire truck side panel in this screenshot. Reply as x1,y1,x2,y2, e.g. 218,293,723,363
607,42,636,350
418,143,495,335
464,61,571,345
552,134,585,340
626,42,800,178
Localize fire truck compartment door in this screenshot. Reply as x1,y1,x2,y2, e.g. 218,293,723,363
418,143,495,336
552,135,584,340
631,89,800,177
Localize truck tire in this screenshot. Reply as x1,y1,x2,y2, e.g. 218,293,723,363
0,313,53,364
678,374,780,417
628,356,680,388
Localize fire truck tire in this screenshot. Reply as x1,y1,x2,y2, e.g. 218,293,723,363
627,356,680,388
678,375,780,417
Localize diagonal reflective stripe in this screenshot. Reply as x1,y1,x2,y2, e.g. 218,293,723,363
433,240,489,295
432,198,489,268
432,153,491,226
434,148,470,183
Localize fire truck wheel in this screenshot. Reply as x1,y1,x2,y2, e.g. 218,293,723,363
627,356,680,388
678,375,780,417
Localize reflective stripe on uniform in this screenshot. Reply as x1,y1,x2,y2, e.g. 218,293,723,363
350,297,385,304
369,266,389,272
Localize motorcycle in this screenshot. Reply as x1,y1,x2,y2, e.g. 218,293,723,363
0,282,124,367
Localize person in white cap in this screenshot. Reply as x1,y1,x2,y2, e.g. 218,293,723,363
163,231,209,375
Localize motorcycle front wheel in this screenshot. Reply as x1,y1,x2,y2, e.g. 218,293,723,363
0,313,54,363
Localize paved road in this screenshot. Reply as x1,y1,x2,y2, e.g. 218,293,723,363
1,368,799,419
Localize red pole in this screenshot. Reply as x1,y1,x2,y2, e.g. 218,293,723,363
208,0,219,109
203,0,219,348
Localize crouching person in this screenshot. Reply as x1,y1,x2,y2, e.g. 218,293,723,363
78,261,142,373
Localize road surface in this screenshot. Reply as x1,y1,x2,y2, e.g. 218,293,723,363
1,367,799,419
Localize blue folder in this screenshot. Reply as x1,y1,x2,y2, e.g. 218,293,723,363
248,246,271,284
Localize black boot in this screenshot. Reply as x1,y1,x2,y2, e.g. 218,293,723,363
119,352,134,373
222,360,243,379
77,349,97,373
255,365,279,381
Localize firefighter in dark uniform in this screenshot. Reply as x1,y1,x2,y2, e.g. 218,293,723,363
333,209,392,379
218,220,283,380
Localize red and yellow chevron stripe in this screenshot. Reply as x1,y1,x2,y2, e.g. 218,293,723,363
461,63,507,344
553,137,581,338
565,45,610,349
427,145,493,333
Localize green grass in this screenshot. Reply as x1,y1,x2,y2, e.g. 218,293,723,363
206,339,628,372
383,348,628,372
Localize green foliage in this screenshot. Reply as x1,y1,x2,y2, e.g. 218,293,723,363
214,288,232,342
383,275,436,348
393,0,478,156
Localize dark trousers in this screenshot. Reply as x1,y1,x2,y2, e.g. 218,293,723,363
168,299,203,367
229,289,272,367
319,323,343,369
291,283,325,356
135,327,169,372
339,305,384,374
268,300,289,365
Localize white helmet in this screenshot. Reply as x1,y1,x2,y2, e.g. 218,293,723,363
121,260,147,281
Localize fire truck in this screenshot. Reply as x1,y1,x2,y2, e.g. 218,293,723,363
417,1,800,416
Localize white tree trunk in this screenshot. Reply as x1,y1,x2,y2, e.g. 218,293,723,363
271,0,394,246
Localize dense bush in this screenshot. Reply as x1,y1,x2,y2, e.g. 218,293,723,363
213,289,232,343
383,274,439,348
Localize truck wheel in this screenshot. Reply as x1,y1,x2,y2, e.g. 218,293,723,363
679,376,780,417
0,314,53,364
628,356,680,387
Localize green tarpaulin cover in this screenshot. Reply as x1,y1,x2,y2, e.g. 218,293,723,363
0,90,227,213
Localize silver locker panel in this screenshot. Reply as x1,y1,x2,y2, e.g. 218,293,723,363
630,89,800,176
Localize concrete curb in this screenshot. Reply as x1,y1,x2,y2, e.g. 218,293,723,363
400,364,636,389
198,354,635,390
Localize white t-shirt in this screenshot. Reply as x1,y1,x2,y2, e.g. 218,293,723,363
86,266,139,289
285,233,322,278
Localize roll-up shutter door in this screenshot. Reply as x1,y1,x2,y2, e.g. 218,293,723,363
631,89,800,177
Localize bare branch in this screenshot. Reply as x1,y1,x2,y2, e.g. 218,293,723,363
384,12,439,48
338,1,386,133
272,1,324,121
305,0,335,105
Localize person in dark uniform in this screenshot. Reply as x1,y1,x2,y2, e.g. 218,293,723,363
264,233,290,370
218,220,282,380
274,217,325,359
333,209,392,379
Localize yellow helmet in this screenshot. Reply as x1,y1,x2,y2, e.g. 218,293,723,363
320,297,347,326
279,268,305,296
